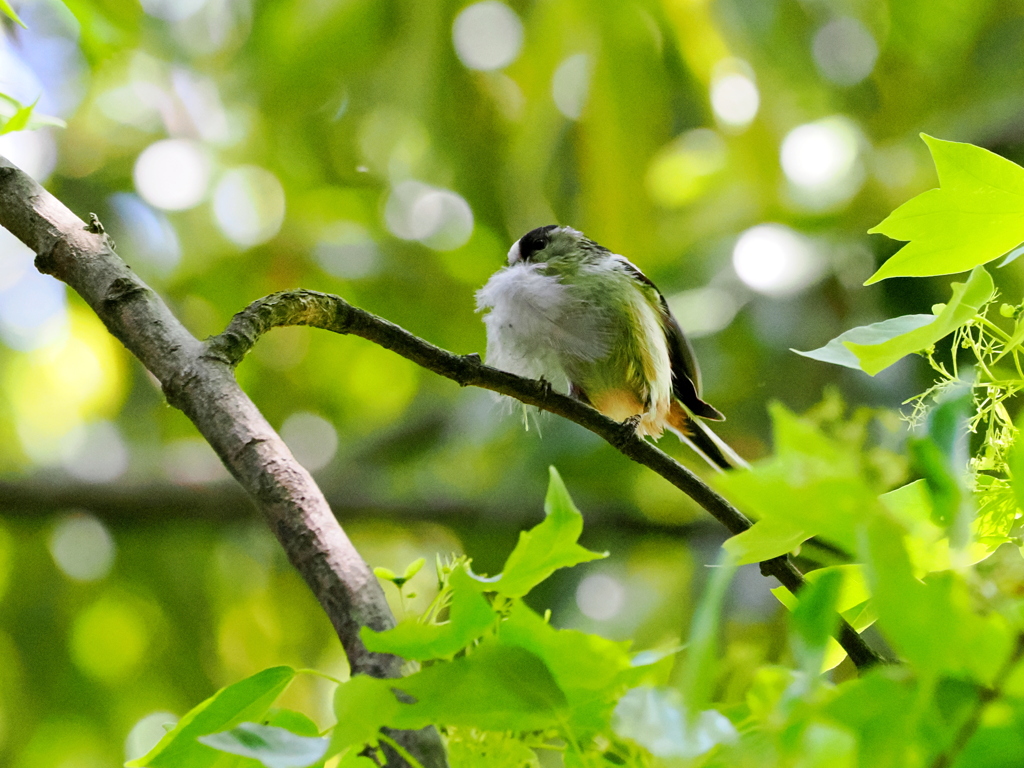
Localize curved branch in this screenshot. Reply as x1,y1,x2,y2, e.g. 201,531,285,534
207,290,885,670
0,157,445,767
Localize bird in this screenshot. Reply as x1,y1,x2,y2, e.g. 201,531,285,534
476,225,746,471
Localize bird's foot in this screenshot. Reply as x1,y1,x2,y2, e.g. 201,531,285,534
621,414,644,433
537,376,554,399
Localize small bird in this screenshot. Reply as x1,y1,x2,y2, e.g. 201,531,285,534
476,225,745,470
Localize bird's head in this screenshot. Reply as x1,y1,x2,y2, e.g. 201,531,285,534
506,225,593,266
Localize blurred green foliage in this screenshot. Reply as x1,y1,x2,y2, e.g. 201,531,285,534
5,0,1024,765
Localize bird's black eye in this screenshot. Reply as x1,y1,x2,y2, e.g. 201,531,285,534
518,224,558,262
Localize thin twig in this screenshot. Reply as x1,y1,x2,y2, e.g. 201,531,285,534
206,289,886,670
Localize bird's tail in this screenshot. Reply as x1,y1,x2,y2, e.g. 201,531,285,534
667,401,749,472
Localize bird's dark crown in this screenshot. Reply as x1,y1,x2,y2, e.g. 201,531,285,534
517,225,559,262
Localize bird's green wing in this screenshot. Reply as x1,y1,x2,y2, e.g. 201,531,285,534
616,257,725,421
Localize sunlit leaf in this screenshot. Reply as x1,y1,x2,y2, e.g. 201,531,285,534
477,466,606,597
867,135,1024,283
126,666,296,767
793,314,935,370
361,566,495,660
198,722,328,768
0,99,35,135
845,266,994,375
0,0,26,28
0,94,65,135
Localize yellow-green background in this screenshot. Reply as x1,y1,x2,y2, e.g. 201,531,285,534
2,0,1023,764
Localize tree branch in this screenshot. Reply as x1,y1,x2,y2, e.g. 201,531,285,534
206,289,886,670
0,156,445,768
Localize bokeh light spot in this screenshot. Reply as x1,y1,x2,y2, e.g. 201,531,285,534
0,128,58,182
813,17,878,86
164,438,229,485
61,420,129,483
281,411,338,473
732,224,823,297
667,287,741,338
108,193,182,277
710,60,759,129
646,129,727,208
133,139,212,211
452,1,524,71
781,118,859,190
576,573,627,621
781,116,864,209
140,0,208,22
49,512,116,581
70,596,150,682
9,306,127,464
315,222,381,279
552,53,592,120
385,181,474,250
0,226,67,351
213,166,286,248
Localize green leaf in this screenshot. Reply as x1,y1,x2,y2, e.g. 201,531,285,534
392,642,567,731
401,557,425,581
0,94,66,134
479,466,606,597
793,314,935,369
198,723,328,768
126,666,296,767
329,674,402,756
723,516,807,566
0,0,26,28
682,549,737,715
330,642,568,755
718,404,883,560
907,386,973,547
823,671,919,768
1009,413,1024,519
361,566,495,659
0,99,36,136
498,600,632,735
845,266,994,375
862,516,1011,681
790,568,843,673
867,135,1024,283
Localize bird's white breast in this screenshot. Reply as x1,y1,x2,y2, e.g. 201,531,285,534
475,262,610,387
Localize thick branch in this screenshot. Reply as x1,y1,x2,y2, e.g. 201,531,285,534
207,290,885,670
0,157,444,767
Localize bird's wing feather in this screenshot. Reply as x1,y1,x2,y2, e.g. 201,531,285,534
613,257,725,421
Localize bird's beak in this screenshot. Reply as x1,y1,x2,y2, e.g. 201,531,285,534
507,240,522,265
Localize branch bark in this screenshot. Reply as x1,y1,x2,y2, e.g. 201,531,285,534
0,157,445,768
206,290,886,670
